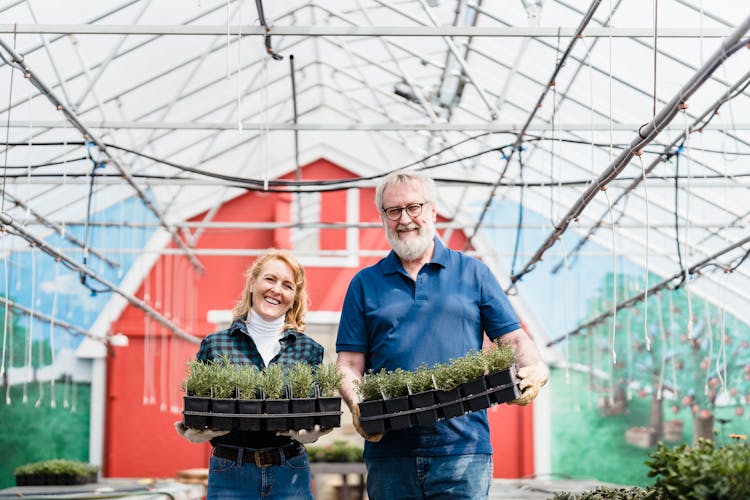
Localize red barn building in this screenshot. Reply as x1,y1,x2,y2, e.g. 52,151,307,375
103,159,539,480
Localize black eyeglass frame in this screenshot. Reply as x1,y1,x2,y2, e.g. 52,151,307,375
382,202,426,221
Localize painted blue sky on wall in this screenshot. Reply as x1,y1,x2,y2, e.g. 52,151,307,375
0,195,157,357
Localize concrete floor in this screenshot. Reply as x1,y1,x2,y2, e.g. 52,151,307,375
489,478,626,499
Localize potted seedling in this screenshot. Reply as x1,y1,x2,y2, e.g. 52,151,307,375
259,364,289,431
182,359,214,429
314,362,344,429
209,357,239,431
14,459,99,486
235,364,262,431
355,369,388,435
288,362,316,429
380,368,411,431
431,362,465,419
406,364,438,426
482,341,520,404
454,350,491,412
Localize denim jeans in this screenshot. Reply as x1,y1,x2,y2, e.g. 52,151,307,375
366,454,493,500
206,447,313,499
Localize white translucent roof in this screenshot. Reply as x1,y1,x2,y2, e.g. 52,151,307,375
0,0,748,342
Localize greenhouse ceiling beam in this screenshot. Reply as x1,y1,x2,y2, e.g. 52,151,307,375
509,15,750,286
8,119,750,131
466,0,603,248
0,217,201,345
35,220,745,231
0,295,97,342
549,67,750,274
0,39,205,274
2,191,120,269
0,24,736,38
547,233,750,347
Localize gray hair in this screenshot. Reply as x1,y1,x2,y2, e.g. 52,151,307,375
374,171,437,213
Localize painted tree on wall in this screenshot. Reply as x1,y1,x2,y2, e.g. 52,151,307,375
573,273,749,444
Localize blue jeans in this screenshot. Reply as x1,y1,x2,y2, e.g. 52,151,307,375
366,454,493,500
207,447,313,499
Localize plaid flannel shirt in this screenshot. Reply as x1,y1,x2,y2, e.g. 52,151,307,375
196,318,323,370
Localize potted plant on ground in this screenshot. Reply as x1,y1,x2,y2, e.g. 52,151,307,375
288,362,316,429
259,364,289,431
314,362,344,429
14,459,99,486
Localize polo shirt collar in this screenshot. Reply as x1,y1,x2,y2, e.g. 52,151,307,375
382,236,448,275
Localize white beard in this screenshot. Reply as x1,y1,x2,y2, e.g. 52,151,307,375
386,221,435,261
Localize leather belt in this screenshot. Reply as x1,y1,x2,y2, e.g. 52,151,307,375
213,443,305,468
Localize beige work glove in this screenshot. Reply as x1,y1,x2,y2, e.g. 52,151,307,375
277,424,333,444
509,361,549,406
173,421,230,444
349,401,383,443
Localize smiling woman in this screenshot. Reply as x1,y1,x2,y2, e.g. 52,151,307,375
173,249,327,500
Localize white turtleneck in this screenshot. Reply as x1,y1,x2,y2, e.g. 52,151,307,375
244,310,285,366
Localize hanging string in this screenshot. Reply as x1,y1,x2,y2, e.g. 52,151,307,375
1,231,9,386
1,26,17,215
652,0,658,117
655,293,666,400
719,65,739,162
603,188,617,364
636,153,651,351
48,259,59,408
23,245,36,404
142,265,155,406
70,374,77,412
681,108,694,338
716,275,728,395
560,236,570,385
261,55,270,191
667,293,678,401
237,0,243,132
226,0,231,80
625,299,633,400
703,297,713,398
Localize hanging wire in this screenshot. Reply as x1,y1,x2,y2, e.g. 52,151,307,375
655,293,667,401
23,245,36,404
667,293,678,402
703,297,713,399
48,259,59,408
636,153,651,351
682,108,694,339
0,236,6,378
603,188,617,364
1,26,18,216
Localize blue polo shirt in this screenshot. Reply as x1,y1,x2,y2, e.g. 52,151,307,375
336,237,520,458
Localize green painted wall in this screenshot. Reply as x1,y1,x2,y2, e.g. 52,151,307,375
0,380,91,489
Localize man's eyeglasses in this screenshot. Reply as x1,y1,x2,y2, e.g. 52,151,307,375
382,202,426,221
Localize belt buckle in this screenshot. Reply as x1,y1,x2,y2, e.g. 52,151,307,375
254,450,273,468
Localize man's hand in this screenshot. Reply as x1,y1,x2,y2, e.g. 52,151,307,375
509,361,549,406
173,421,230,443
349,401,383,443
277,425,333,444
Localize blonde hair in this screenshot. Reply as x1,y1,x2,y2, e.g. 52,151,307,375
231,249,308,332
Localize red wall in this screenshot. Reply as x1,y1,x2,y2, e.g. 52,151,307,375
104,158,533,479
